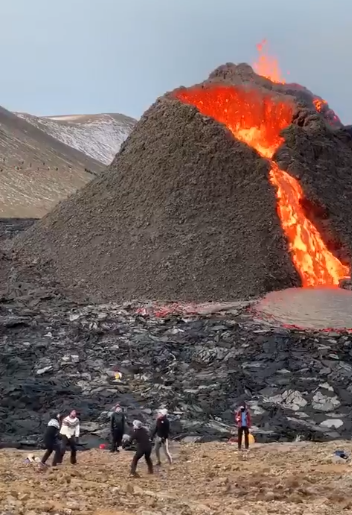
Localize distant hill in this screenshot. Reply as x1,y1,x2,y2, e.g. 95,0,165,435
0,106,104,218
17,112,136,165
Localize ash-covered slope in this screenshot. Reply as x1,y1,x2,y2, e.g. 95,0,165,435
14,97,298,303
0,106,104,218
17,112,136,165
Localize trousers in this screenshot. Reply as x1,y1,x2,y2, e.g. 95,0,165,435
131,447,153,475
41,443,59,465
111,429,123,452
237,427,249,450
154,436,172,464
53,435,77,465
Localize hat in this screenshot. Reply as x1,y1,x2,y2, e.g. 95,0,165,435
133,420,142,429
158,408,168,417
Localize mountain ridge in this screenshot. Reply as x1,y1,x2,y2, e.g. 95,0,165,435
17,110,136,164
0,105,104,217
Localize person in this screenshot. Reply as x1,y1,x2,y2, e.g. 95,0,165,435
40,413,61,467
235,403,251,451
53,410,80,465
110,405,125,453
128,420,153,477
152,409,172,466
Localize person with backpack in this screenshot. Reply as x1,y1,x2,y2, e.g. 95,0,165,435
152,409,172,465
40,413,62,467
110,405,125,453
53,410,80,465
235,403,251,451
126,420,153,477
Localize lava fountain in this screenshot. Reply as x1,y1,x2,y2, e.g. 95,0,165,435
253,39,287,84
174,85,349,287
253,39,341,124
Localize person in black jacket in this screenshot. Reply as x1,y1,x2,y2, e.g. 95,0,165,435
127,420,153,476
40,413,61,467
110,405,125,453
152,409,172,465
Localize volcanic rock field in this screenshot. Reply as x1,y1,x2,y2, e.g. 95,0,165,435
1,60,352,446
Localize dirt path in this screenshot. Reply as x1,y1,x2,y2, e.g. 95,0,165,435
1,441,352,514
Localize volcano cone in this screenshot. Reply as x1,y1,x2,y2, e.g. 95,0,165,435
12,64,352,302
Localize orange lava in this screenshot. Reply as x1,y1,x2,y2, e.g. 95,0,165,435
175,85,349,286
253,39,286,84
253,40,332,119
313,98,328,112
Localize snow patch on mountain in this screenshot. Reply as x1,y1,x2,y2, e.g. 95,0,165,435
16,112,136,165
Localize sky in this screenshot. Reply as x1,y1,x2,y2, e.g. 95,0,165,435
0,0,351,123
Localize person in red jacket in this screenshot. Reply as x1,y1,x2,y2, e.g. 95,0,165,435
235,403,251,451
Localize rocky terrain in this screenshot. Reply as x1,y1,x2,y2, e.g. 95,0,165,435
1,441,352,515
0,218,37,241
0,213,351,448
17,112,136,165
2,292,352,448
0,106,104,217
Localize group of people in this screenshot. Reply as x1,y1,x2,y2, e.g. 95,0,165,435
40,405,173,477
41,410,80,468
40,402,252,475
110,404,172,476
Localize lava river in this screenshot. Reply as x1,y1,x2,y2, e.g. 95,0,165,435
174,85,349,287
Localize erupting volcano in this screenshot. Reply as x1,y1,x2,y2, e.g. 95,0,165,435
252,39,340,124
12,48,352,305
174,86,349,287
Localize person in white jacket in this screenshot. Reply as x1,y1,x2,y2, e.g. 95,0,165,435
53,410,80,465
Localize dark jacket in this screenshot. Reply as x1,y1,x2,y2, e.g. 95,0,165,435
111,411,125,433
130,427,152,452
152,417,170,440
44,418,60,447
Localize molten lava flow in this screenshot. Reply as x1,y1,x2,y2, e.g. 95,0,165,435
269,163,349,285
175,85,349,286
